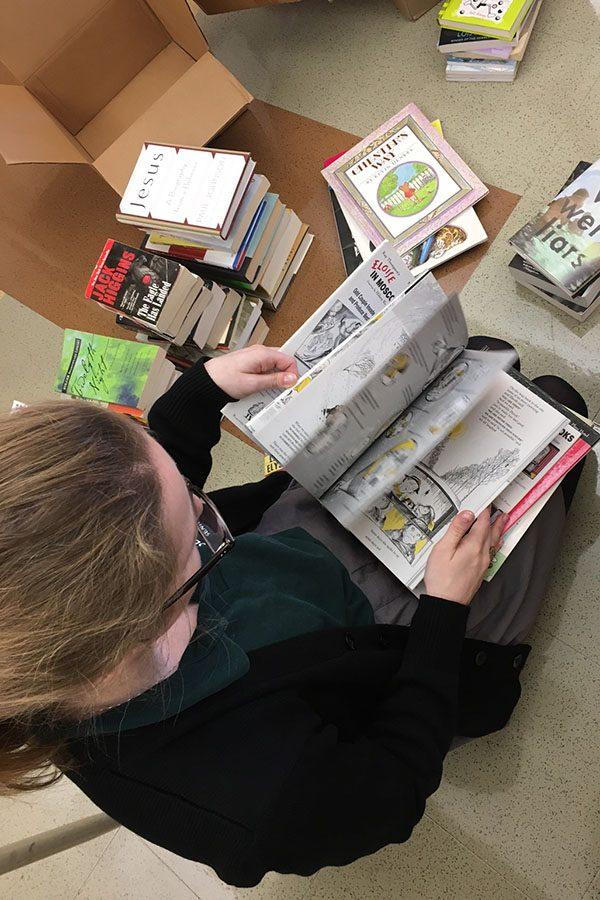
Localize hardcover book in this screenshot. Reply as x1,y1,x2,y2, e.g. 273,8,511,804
438,0,536,40
509,158,600,296
117,144,254,239
321,103,487,254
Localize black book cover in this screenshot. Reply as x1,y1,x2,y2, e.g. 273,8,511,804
86,239,182,328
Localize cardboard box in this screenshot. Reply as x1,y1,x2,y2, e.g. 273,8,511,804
393,0,439,20
195,0,299,12
0,0,252,195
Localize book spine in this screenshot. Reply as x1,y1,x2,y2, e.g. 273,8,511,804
85,238,115,300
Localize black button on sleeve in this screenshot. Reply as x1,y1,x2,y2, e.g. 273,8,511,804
475,650,487,667
344,633,357,651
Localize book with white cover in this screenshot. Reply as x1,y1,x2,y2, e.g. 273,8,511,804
118,144,254,238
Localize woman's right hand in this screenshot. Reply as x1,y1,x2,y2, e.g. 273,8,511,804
423,507,506,606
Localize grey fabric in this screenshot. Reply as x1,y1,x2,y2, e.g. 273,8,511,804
254,481,566,646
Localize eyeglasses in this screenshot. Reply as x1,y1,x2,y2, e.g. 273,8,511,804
162,480,234,612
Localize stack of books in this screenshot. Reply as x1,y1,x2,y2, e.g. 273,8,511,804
508,159,600,322
322,103,488,279
437,0,543,83
118,143,313,312
55,329,180,415
86,240,269,368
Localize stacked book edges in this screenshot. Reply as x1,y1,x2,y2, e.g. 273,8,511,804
86,240,270,369
508,159,600,322
321,104,488,279
438,0,543,83
117,143,314,311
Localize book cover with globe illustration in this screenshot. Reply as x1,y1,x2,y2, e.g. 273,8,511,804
322,103,487,254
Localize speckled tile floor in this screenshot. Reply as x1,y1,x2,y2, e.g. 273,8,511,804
1,0,600,897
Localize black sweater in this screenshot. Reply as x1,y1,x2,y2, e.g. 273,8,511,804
65,362,530,887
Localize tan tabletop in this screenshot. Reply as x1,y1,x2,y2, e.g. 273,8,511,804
0,99,519,345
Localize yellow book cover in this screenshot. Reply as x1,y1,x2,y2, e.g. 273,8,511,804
438,0,536,40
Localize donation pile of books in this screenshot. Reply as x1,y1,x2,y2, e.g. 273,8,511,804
224,242,600,591
54,329,179,416
437,0,543,83
86,239,269,369
509,159,600,322
118,143,313,312
323,103,488,279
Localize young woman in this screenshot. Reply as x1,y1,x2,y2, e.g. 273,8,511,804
0,344,586,887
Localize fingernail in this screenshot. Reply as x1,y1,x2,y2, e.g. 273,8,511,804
282,373,296,385
460,510,475,522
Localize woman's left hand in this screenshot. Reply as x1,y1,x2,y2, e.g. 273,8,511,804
205,345,299,400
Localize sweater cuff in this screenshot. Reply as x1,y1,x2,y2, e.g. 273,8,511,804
402,594,468,675
162,360,233,426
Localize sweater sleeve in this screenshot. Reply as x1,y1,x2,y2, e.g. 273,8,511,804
146,360,232,487
249,593,468,878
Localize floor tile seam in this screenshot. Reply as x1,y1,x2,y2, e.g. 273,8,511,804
580,864,600,898
533,621,596,660
143,841,222,899
420,811,536,899
71,825,122,899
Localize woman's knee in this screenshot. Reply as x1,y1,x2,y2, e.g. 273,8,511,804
532,375,588,418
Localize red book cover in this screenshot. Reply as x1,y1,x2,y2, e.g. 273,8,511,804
86,239,182,328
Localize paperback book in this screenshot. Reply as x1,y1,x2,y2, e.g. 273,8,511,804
55,330,174,412
438,0,536,40
321,103,487,254
225,245,586,592
509,158,600,298
86,239,202,339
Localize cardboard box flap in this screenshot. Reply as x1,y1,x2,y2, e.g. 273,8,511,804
0,61,18,85
0,86,88,164
0,1,104,82
145,0,209,59
94,53,252,194
23,0,171,135
77,44,193,159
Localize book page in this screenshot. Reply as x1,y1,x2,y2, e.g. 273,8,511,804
322,348,515,515
323,371,567,591
223,242,414,433
247,285,468,497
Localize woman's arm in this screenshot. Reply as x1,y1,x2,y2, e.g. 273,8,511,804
147,361,232,488
147,347,298,489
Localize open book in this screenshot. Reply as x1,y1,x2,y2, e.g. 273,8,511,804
224,244,579,592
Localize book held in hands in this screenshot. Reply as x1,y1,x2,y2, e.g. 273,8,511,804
224,244,598,592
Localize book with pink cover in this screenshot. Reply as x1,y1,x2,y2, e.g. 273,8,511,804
321,103,487,254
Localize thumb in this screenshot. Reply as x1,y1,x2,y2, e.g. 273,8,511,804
443,510,475,552
248,370,297,392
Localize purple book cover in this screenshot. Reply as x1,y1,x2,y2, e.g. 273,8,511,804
322,103,488,254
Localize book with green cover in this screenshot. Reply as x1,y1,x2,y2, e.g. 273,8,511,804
438,0,536,40
56,330,160,407
509,158,600,297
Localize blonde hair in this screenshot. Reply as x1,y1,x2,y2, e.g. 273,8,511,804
0,400,178,792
